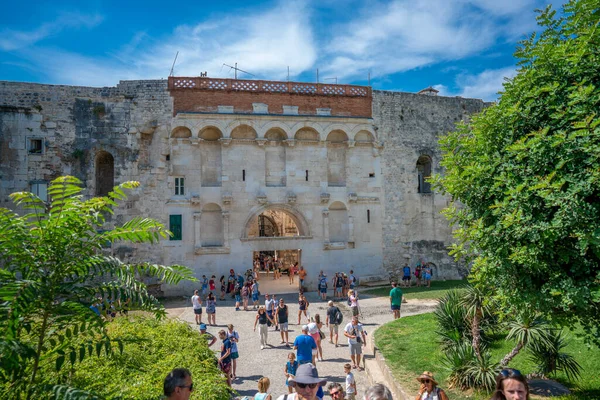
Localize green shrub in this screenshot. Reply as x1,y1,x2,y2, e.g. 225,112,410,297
435,290,470,348
42,316,230,400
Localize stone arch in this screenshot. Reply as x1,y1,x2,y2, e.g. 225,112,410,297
193,120,227,138
328,201,349,242
242,204,311,239
294,127,320,141
95,151,114,197
326,130,348,142
201,203,224,247
259,121,291,139
199,126,223,141
354,130,375,143
417,154,433,194
171,126,192,138
230,124,257,140
265,127,288,141
350,126,377,142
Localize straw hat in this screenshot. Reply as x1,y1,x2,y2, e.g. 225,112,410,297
416,371,438,386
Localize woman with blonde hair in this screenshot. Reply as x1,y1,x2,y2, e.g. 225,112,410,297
254,306,275,350
415,371,449,400
255,376,273,400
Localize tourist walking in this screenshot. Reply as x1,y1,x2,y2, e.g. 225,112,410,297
344,316,366,370
349,269,357,291
276,298,290,346
219,275,226,301
251,278,260,309
205,292,217,325
265,293,276,325
209,275,216,292
344,363,357,400
255,376,273,400
297,292,310,324
284,352,299,394
163,368,193,400
333,272,344,299
307,314,324,361
326,300,343,347
289,262,298,285
191,290,202,325
318,273,328,300
241,281,250,311
226,324,240,380
348,289,360,317
389,281,403,320
254,306,275,349
227,269,236,296
298,265,307,291
217,330,232,387
201,274,209,297
293,325,317,365
415,371,449,400
234,282,242,311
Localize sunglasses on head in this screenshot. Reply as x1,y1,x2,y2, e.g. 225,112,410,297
296,382,319,389
500,368,522,378
178,383,194,392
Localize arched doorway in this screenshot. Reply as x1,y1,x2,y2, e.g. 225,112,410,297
243,205,310,294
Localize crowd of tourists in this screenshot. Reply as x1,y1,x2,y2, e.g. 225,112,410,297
400,259,434,288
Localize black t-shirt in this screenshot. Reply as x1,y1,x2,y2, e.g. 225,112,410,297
258,312,268,325
327,306,339,323
277,305,288,323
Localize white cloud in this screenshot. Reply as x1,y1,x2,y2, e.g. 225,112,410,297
0,12,103,51
456,67,517,100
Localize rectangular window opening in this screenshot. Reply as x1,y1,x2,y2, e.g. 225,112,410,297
367,209,371,223
305,170,309,182
28,138,43,154
243,169,246,182
166,154,170,161
31,182,48,202
169,214,182,241
175,177,185,196
369,173,375,178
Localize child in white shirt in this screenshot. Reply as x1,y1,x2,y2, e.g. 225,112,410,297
344,363,356,400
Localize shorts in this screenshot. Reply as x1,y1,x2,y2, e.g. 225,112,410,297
230,351,239,360
235,295,241,302
252,293,259,302
351,306,359,316
329,324,339,334
402,276,411,281
424,273,432,280
335,287,342,293
279,322,288,332
320,287,327,294
310,332,320,343
219,360,231,375
206,307,215,314
391,304,401,311
350,342,362,356
193,308,202,315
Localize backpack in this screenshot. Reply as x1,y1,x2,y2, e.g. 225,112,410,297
333,307,343,325
347,297,352,306
319,277,327,289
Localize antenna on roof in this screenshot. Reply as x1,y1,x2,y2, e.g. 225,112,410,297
222,63,254,79
169,51,179,77
324,77,338,84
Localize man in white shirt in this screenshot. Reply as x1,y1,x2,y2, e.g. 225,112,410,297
191,290,202,325
343,316,366,370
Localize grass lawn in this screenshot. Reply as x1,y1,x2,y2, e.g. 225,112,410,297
362,279,467,300
374,313,600,400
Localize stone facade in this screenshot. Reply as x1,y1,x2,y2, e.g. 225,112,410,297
0,78,486,294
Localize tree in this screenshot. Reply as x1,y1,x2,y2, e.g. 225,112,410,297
433,0,600,345
0,176,196,399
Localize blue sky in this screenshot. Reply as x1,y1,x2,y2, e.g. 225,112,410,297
0,0,561,101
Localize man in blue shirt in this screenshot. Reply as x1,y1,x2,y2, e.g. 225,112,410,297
218,330,232,387
293,325,317,365
402,263,411,287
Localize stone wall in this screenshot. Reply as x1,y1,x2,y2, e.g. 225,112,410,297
372,90,487,278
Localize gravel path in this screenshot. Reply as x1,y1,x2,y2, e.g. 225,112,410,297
165,290,437,399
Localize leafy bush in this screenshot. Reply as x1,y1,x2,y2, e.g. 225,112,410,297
435,290,469,348
528,329,582,381
43,316,230,399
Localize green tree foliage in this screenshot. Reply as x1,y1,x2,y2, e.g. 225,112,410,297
433,0,600,344
0,176,196,399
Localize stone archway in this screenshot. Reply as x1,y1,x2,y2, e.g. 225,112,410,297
242,204,310,239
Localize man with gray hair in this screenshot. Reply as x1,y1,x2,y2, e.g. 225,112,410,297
363,383,393,400
163,368,193,400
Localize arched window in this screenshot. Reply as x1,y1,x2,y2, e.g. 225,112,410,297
417,155,432,194
201,203,223,247
95,151,114,196
329,201,349,242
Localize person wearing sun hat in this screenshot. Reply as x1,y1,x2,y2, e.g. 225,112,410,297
275,363,326,400
415,371,449,400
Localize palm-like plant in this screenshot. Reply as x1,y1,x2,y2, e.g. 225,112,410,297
0,176,195,399
500,311,553,367
528,329,582,381
460,285,491,358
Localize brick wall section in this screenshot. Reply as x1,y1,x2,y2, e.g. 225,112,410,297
168,77,372,117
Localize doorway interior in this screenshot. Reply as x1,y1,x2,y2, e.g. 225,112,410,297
253,249,302,294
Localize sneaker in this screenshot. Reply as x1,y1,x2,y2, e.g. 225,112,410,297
261,345,264,350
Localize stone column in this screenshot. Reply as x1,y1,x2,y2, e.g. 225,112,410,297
194,212,202,250
222,211,230,248
348,215,355,243
322,209,329,243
